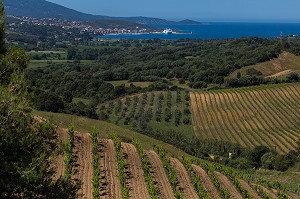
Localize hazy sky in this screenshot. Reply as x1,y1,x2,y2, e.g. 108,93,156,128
47,0,300,22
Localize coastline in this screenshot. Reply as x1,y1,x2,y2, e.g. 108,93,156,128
100,22,300,40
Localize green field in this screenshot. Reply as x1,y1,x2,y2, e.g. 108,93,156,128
29,59,96,68
106,80,153,88
98,91,195,140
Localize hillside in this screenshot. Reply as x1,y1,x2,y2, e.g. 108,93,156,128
3,0,101,21
37,110,300,196
51,125,299,198
3,0,200,24
229,52,300,79
190,83,300,154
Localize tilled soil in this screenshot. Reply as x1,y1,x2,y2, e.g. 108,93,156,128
170,158,199,199
215,171,243,199
192,164,221,199
147,150,175,199
121,142,150,199
73,132,93,199
238,179,261,199
99,139,122,199
53,128,68,181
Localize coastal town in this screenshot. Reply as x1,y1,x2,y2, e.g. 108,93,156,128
7,15,153,38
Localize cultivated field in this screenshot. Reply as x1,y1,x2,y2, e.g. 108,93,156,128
54,129,297,198
229,52,300,78
190,83,300,154
99,91,194,140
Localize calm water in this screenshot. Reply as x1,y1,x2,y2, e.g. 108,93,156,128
102,23,300,40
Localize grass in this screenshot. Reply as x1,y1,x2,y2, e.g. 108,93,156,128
34,110,186,156
106,80,153,88
72,98,91,105
28,60,96,68
254,170,300,194
229,52,300,78
168,78,190,89
99,91,195,141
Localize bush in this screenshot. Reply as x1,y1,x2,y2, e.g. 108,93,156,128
183,117,191,125
261,152,276,170
286,73,299,82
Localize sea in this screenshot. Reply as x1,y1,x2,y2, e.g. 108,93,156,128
102,23,300,40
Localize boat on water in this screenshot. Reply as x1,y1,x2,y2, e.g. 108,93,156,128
162,28,173,34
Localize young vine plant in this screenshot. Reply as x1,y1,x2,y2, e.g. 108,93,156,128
132,138,160,199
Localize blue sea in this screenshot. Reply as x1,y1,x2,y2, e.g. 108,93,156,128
102,23,300,40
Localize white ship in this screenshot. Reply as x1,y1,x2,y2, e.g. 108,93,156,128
162,28,173,34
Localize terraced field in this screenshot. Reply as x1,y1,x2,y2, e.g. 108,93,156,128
190,83,300,154
54,129,297,198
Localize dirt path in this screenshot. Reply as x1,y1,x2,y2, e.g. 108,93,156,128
215,172,243,199
99,139,122,199
147,151,175,199
73,132,93,199
121,143,150,199
192,164,221,199
53,128,68,181
267,69,292,78
170,158,199,199
238,179,261,199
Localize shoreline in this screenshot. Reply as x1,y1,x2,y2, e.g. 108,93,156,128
104,32,193,36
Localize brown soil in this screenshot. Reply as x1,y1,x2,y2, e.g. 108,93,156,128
234,89,288,154
170,158,199,199
223,91,265,147
121,143,150,199
223,92,254,143
262,87,300,125
195,93,215,140
190,92,201,138
232,91,276,146
73,132,93,199
206,92,230,142
192,164,221,199
247,90,290,153
256,89,298,147
257,185,278,199
267,69,292,78
99,139,122,199
238,179,261,199
201,93,222,140
215,172,243,199
211,92,251,147
53,128,68,181
147,151,175,199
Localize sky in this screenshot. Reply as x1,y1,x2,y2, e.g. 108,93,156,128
47,0,300,22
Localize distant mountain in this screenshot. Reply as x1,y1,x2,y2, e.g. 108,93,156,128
177,19,203,25
3,0,201,25
3,0,101,21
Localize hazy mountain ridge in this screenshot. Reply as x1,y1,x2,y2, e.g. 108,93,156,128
3,0,201,25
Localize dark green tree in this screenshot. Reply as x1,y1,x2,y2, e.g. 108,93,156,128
0,1,77,197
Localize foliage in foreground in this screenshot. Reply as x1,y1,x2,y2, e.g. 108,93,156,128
0,2,77,197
